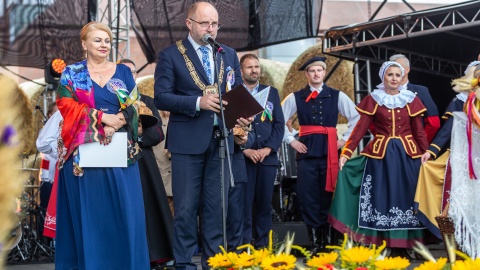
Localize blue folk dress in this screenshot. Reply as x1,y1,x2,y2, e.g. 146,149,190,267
329,90,428,248
55,64,149,270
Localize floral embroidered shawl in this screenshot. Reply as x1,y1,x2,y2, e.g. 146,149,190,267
56,59,139,174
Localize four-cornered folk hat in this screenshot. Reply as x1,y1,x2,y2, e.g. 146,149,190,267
138,101,158,129
298,56,327,71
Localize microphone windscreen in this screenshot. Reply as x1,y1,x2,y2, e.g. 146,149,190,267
202,34,212,43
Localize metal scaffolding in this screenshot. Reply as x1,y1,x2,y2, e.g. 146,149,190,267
96,0,131,62
323,0,480,107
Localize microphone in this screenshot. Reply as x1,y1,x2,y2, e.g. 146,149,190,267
202,34,225,54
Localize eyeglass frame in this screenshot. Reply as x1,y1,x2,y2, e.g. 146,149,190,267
188,18,221,30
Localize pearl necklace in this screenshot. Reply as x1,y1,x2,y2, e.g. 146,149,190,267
88,61,109,79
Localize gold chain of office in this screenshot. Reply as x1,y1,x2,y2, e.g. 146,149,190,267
176,40,224,96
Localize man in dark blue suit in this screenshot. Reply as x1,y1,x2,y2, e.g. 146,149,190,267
240,54,285,248
390,54,440,143
154,2,246,269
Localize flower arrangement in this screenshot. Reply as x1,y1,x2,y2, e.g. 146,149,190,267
304,234,410,270
208,231,300,270
209,230,480,270
412,235,480,270
208,231,412,270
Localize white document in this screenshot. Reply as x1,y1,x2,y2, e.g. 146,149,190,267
78,132,127,167
253,86,270,108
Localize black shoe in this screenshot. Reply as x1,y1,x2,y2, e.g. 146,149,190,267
390,248,412,259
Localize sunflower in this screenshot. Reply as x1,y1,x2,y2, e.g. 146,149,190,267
260,253,296,270
472,259,480,269
208,252,238,269
451,258,480,270
341,246,375,264
413,258,448,270
307,252,338,268
374,256,410,269
235,252,256,268
253,248,271,264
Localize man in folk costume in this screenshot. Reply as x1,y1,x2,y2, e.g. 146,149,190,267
281,57,359,254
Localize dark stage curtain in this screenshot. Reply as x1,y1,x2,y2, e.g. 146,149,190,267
0,0,92,69
0,0,321,68
131,0,321,64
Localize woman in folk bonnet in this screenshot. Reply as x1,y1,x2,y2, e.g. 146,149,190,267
329,61,429,256
55,22,149,269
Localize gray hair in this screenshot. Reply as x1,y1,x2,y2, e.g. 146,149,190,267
389,54,410,68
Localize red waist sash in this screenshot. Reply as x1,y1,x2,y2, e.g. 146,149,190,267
299,125,338,192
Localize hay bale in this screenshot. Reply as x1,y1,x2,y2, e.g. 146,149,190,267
137,75,154,98
0,74,26,264
282,43,355,126
18,79,46,155
258,59,291,97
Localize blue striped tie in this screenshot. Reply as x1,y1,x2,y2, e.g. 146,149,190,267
199,46,213,84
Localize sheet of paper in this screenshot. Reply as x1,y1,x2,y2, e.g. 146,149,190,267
253,86,270,108
78,132,127,167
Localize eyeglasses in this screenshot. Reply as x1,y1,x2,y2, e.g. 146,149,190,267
131,70,137,75
188,18,221,30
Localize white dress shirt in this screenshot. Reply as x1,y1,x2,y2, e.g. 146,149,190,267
36,110,63,182
281,84,359,143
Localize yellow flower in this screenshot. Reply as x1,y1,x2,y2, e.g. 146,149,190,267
307,252,338,268
207,252,239,269
260,253,296,270
451,258,480,270
413,258,447,270
341,246,375,264
473,259,480,268
254,248,271,264
235,252,256,268
452,260,471,270
374,256,410,269
208,253,232,269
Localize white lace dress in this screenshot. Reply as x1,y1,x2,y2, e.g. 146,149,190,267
450,111,480,258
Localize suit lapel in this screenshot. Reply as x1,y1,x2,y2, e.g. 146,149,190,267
183,38,211,84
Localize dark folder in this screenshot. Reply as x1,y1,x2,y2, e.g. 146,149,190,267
216,84,264,130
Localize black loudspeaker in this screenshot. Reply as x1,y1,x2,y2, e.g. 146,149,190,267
271,222,310,247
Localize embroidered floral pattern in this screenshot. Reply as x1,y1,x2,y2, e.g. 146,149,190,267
359,174,423,229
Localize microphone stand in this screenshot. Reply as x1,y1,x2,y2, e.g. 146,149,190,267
212,47,234,248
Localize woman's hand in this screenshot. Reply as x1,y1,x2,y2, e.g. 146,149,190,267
101,126,116,145
102,113,124,131
116,112,127,126
421,151,431,164
339,156,348,171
